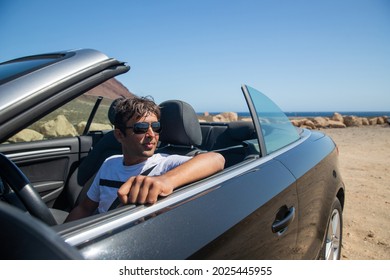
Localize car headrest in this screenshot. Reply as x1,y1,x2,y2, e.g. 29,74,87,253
159,100,202,146
227,121,256,141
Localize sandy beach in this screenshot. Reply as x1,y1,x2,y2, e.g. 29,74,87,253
320,125,390,260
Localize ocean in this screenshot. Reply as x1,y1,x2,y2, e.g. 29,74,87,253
201,111,390,118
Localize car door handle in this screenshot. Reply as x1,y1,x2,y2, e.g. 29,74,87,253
272,206,295,234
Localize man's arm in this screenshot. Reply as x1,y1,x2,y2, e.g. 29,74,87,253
64,197,98,222
117,152,225,205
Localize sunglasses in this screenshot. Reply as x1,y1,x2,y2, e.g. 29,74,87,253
125,121,162,134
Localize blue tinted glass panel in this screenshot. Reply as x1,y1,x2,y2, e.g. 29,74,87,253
246,86,300,154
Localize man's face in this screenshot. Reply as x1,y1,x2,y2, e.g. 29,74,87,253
116,113,160,165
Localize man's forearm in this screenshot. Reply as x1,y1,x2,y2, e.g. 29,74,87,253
162,152,225,190
117,152,225,205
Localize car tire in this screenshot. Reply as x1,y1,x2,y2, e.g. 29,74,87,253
319,197,343,260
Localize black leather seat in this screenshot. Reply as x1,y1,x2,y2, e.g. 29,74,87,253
73,131,121,207
157,100,205,156
71,99,122,208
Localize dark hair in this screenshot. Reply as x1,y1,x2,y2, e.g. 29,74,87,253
114,96,161,134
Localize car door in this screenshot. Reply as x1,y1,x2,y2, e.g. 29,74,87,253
60,85,301,260
0,92,109,208
188,85,302,259
0,50,130,211
0,84,126,210
0,137,83,208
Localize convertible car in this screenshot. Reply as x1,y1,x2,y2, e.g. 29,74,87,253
0,49,345,260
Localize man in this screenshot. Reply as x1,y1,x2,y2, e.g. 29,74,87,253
65,96,225,222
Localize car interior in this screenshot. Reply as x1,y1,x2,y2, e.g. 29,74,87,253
1,96,259,228
62,98,258,215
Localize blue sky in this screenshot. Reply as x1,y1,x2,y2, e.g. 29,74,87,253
1,0,389,113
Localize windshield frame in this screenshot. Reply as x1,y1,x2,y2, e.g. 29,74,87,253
242,85,300,156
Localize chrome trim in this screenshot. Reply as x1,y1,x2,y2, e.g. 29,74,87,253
6,147,71,160
64,130,312,247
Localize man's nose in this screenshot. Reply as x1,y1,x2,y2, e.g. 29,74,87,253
145,126,156,137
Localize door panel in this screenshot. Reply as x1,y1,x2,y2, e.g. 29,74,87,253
188,159,299,260
0,137,85,207
75,158,299,260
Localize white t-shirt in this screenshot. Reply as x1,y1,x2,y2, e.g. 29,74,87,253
87,153,191,213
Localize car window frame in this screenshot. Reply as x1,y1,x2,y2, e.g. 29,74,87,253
241,84,300,156
0,64,129,143
0,53,73,85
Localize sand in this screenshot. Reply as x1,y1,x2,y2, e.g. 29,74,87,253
320,124,390,260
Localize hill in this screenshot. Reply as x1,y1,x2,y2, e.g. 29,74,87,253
86,78,134,100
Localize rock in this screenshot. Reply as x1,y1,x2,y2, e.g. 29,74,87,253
344,116,362,127
369,117,378,125
40,115,78,138
209,112,388,130
377,117,386,125
361,118,370,126
328,120,347,128
332,112,344,123
213,112,238,122
76,122,113,134
8,129,44,143
290,119,304,127
304,119,316,129
313,117,329,128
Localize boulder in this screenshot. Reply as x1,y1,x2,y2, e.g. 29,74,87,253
369,117,378,125
8,129,44,143
313,117,329,128
332,112,344,123
76,122,113,134
40,115,78,138
290,119,304,127
303,119,316,129
377,117,386,125
343,116,362,127
213,112,238,122
328,120,347,128
361,118,369,126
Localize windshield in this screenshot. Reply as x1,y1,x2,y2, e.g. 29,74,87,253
244,85,300,155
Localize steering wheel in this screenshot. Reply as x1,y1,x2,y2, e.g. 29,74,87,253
0,153,57,226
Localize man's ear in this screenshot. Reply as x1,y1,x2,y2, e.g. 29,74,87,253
114,128,125,142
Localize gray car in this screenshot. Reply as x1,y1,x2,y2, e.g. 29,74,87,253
0,49,345,260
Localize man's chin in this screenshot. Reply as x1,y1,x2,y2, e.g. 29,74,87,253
142,149,156,158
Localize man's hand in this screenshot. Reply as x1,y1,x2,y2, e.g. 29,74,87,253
117,175,174,204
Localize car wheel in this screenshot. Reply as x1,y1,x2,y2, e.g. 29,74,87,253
319,197,343,260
